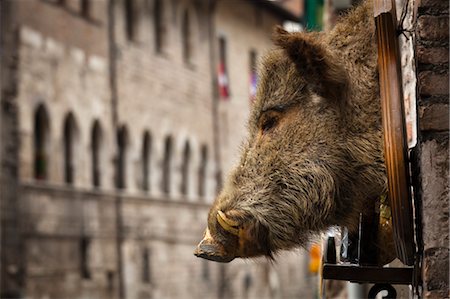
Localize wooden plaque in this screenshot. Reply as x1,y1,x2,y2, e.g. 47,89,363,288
374,0,415,266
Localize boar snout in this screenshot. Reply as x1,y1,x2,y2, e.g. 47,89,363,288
194,227,236,263
195,208,273,262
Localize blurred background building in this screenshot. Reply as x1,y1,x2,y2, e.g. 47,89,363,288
0,0,321,298
3,0,446,298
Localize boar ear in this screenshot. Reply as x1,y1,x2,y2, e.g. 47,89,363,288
272,26,349,102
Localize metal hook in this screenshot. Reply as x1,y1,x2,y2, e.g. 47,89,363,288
368,283,397,299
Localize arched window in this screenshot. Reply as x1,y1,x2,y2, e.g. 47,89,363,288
249,49,258,102
181,9,192,63
91,120,102,188
34,104,50,180
141,248,151,283
198,145,208,197
218,37,230,98
180,141,191,196
124,0,136,41
154,0,166,53
63,113,77,185
116,126,128,189
80,0,90,18
80,236,91,279
161,136,172,194
141,131,151,191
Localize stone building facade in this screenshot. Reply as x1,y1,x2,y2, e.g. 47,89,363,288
1,0,315,298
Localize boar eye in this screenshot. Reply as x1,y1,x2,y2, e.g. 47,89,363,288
261,117,277,132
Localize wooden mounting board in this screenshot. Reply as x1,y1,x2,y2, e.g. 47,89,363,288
374,0,415,266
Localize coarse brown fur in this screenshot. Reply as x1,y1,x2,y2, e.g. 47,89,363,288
195,0,386,262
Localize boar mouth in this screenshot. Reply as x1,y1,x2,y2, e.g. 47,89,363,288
194,210,273,262
194,244,235,263
194,226,236,263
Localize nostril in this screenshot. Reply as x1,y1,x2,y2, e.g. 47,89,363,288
194,242,235,263
197,244,220,255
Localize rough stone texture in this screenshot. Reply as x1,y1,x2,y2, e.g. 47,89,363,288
419,0,449,10
419,139,449,249
423,247,450,298
416,46,449,66
418,71,449,97
419,103,450,131
418,0,449,15
417,16,449,41
415,0,450,297
1,0,313,298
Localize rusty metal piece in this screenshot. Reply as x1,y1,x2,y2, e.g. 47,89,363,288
322,264,414,285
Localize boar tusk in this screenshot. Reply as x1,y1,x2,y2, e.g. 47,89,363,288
218,210,239,226
217,211,239,236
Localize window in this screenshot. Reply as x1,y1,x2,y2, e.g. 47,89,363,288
116,126,128,189
141,131,151,191
80,0,90,18
154,0,166,53
219,37,227,70
107,271,114,293
198,145,207,197
249,50,258,102
218,37,230,98
142,248,151,283
80,236,91,279
181,10,192,63
63,113,77,185
91,120,102,187
161,136,172,194
124,0,136,41
180,141,191,196
249,50,257,71
34,104,50,180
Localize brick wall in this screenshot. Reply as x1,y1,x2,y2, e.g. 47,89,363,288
414,0,449,297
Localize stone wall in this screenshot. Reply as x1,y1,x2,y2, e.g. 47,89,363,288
17,25,113,188
414,0,449,297
113,0,216,199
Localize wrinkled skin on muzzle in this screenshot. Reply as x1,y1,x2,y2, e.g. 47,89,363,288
195,1,385,263
194,227,235,263
194,209,271,262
